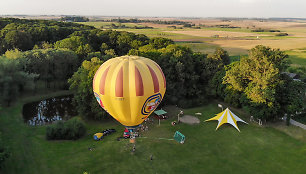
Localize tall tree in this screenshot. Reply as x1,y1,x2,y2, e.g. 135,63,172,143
224,45,288,106
223,45,303,120
68,57,108,120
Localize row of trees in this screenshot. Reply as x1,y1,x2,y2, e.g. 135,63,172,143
60,16,89,22
99,18,190,25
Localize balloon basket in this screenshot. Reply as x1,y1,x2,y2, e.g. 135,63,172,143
125,125,140,132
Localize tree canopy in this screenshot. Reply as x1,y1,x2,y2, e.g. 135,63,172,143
222,45,304,120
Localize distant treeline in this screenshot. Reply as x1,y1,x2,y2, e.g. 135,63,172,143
251,28,281,32
60,16,89,22
251,28,289,36
216,17,306,22
96,18,191,25
200,24,241,29
268,18,306,21
102,23,153,29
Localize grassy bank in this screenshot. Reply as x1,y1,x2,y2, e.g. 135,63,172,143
0,93,305,174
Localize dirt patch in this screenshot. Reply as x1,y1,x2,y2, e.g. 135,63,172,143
179,115,200,125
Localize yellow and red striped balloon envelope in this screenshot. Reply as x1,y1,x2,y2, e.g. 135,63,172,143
93,55,166,128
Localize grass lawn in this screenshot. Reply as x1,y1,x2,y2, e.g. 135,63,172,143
1,93,306,174
286,51,306,67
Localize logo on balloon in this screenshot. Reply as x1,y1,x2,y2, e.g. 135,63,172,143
94,92,104,108
141,93,162,117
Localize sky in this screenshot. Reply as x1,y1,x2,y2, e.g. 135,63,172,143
1,0,306,18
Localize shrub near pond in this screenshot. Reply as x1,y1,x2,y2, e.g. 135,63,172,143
46,118,86,140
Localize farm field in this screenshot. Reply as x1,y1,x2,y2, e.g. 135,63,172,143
0,93,305,174
79,19,306,67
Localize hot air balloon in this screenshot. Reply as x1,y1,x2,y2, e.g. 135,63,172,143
93,55,166,134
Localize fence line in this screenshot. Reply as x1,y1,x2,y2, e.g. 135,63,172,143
290,119,306,130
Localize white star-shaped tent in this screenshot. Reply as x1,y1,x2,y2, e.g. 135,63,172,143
205,108,248,132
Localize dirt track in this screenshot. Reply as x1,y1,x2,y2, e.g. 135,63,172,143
180,115,200,125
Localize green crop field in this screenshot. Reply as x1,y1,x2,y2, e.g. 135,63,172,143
1,93,305,174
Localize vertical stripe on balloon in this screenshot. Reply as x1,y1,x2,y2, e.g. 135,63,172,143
99,66,110,95
147,65,159,93
93,65,103,89
135,67,144,96
154,63,166,88
115,67,124,97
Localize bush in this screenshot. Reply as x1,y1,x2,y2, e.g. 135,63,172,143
251,29,265,32
46,118,86,140
251,29,281,32
276,33,288,36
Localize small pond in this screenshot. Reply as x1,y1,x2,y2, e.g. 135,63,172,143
22,95,77,126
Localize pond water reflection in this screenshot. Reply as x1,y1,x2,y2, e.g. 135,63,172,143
22,95,77,126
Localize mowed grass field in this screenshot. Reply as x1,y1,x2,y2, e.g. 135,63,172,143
1,93,305,174
79,20,306,66
286,50,306,67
